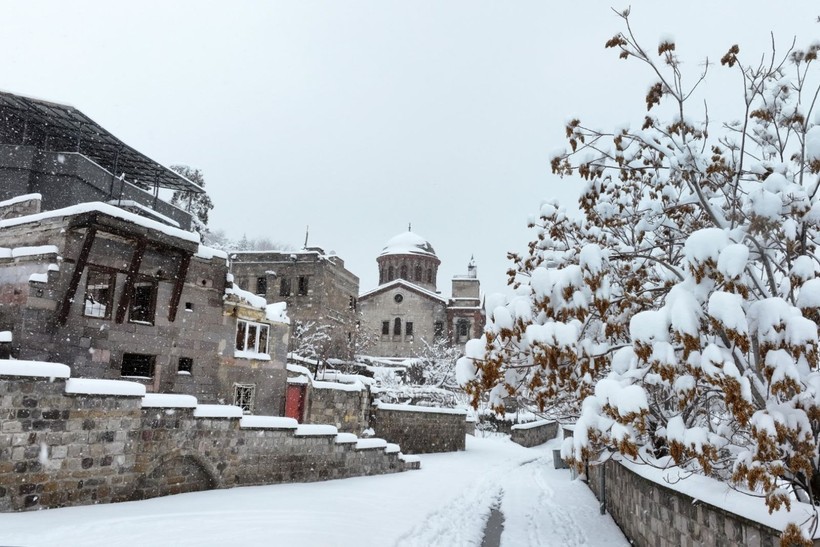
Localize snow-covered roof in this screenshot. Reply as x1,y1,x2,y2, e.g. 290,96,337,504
379,231,437,258
359,278,447,303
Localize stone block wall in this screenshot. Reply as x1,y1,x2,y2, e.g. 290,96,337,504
510,420,558,447
586,459,782,547
304,381,370,434
371,403,466,454
0,373,418,513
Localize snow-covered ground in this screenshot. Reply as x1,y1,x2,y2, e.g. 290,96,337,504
0,436,627,547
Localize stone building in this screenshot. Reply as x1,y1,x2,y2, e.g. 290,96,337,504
231,247,360,359
0,90,289,415
358,231,484,358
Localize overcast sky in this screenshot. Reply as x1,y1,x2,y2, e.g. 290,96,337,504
0,1,817,297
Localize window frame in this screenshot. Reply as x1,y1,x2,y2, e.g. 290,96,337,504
256,276,267,296
279,277,291,297
382,321,390,335
83,266,115,320
405,321,414,337
393,317,401,336
235,319,270,356
128,277,158,325
121,353,155,378
233,383,256,414
298,276,309,296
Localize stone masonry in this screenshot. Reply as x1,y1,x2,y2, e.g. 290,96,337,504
303,381,371,434
0,372,418,512
371,403,467,454
510,420,558,448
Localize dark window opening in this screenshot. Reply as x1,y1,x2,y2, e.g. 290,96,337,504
400,265,408,279
83,267,114,319
129,279,157,325
388,266,394,281
382,321,390,335
235,319,270,354
121,353,155,378
427,269,433,283
458,320,470,338
298,276,309,296
256,276,267,296
185,302,194,312
279,277,291,296
178,357,193,374
415,266,422,281
394,293,403,304
349,296,357,310
406,322,414,336
393,318,401,336
434,321,444,338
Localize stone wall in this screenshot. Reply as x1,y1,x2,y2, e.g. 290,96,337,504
304,380,370,434
0,372,418,512
510,420,558,448
371,403,466,454
586,459,782,547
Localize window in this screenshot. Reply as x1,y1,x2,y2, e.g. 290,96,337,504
415,266,422,281
233,383,256,413
279,277,291,296
382,321,390,335
349,296,357,310
434,321,444,338
394,293,403,304
388,266,394,281
129,279,157,324
83,267,114,319
400,265,408,279
427,269,433,283
393,318,401,336
405,322,414,336
184,302,194,312
235,319,270,355
178,357,193,375
121,353,155,378
256,276,267,296
298,276,309,296
458,320,470,338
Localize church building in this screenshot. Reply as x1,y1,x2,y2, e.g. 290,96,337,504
358,230,484,358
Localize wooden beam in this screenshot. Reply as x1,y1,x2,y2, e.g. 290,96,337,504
56,226,97,326
115,238,147,324
167,253,191,323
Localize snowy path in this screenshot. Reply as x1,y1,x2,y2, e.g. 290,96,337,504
0,436,627,546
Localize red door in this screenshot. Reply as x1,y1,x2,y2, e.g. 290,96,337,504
285,384,306,422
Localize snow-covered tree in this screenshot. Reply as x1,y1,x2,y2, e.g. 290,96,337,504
290,320,332,361
169,165,214,238
408,337,462,390
459,11,820,540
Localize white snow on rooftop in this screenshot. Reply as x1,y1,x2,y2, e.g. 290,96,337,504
0,193,41,208
0,360,70,379
379,231,437,258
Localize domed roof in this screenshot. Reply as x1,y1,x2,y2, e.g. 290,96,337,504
380,231,437,258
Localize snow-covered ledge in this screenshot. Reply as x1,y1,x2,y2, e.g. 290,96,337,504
295,424,338,436
193,404,244,418
0,360,70,379
239,415,298,429
65,378,146,397
141,393,198,408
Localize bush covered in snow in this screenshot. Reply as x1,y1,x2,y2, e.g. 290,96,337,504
459,11,820,543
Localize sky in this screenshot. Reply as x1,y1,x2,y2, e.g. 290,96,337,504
0,1,817,297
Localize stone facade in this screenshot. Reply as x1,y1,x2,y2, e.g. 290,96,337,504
586,459,783,547
0,199,289,415
302,381,371,434
359,231,484,358
510,420,558,448
371,403,467,454
0,373,418,512
232,248,359,359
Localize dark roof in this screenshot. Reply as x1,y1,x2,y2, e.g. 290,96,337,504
0,90,203,193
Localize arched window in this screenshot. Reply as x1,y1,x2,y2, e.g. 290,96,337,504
400,264,408,279
394,318,401,335
388,266,394,281
415,265,422,281
426,269,433,283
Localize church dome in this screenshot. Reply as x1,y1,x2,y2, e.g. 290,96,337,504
380,231,437,258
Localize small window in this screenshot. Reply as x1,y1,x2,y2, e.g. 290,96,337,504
382,321,390,335
388,266,394,281
415,266,422,281
184,302,194,312
406,322,413,336
400,265,408,279
434,321,444,338
233,383,256,413
393,318,401,336
349,296,357,310
298,276,309,296
235,319,270,355
279,278,291,296
121,353,155,378
458,320,470,338
129,279,157,324
394,293,403,304
178,357,193,374
427,269,433,283
83,267,114,319
256,276,267,296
